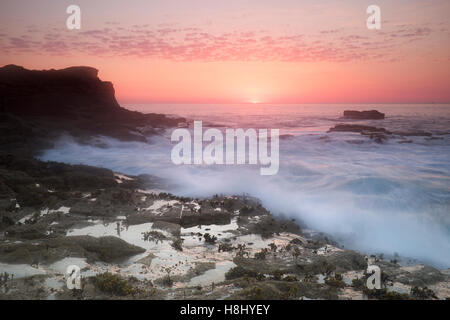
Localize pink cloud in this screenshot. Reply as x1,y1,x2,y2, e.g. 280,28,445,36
0,22,442,63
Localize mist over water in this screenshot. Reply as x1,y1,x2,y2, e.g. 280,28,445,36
38,104,450,268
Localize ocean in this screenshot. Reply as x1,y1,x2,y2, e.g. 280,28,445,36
38,104,450,268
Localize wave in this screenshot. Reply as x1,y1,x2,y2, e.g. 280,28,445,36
38,129,450,268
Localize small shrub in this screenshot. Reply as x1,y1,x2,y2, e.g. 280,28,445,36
363,287,410,300
292,246,301,261
218,243,234,252
325,277,345,288
171,238,184,251
94,272,134,296
224,199,235,211
203,233,217,244
268,243,277,252
162,268,174,287
236,244,249,257
225,266,258,280
240,206,254,215
410,286,437,300
271,269,284,281
286,284,299,298
255,248,268,260
0,272,11,287
352,278,365,289
142,230,167,243
282,275,298,282
334,273,343,281
244,286,265,299
256,273,266,281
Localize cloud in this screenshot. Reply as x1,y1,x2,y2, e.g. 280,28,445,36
0,22,442,63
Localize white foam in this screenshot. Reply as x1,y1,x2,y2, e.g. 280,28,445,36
36,106,450,268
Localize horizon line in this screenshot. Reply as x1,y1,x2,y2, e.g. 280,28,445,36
119,101,450,105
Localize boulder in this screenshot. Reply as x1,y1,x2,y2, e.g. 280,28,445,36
343,110,385,120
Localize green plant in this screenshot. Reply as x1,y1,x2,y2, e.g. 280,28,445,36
268,243,277,252
244,286,265,299
240,206,254,215
325,276,345,288
292,246,301,261
0,272,11,287
142,230,167,243
203,233,217,244
162,268,174,287
334,273,343,281
286,284,299,298
236,244,249,257
256,273,266,281
225,266,258,280
224,199,235,211
94,272,134,296
352,278,365,289
218,243,234,252
410,286,437,300
271,269,284,281
363,287,410,300
282,275,298,282
171,238,184,251
254,248,268,260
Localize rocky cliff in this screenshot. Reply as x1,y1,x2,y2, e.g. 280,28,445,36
0,65,185,155
0,65,121,118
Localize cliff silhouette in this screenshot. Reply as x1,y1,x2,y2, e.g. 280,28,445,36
0,65,185,155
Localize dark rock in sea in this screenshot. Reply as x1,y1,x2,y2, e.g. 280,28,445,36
328,124,391,134
343,110,385,120
279,134,295,140
328,124,391,143
360,132,389,144
329,124,439,144
393,130,432,137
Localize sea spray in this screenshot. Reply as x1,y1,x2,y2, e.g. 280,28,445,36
38,105,450,268
171,121,279,175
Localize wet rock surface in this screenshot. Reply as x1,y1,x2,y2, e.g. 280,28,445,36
0,136,448,300
328,123,440,144
0,158,448,300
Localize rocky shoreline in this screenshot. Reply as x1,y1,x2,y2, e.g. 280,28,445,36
0,65,448,300
1,157,448,300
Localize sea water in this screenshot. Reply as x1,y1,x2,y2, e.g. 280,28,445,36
38,104,450,268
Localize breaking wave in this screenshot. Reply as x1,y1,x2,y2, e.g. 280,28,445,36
38,104,450,268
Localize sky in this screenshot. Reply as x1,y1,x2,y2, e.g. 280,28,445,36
0,0,449,104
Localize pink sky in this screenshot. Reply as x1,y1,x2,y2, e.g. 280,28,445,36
1,0,449,104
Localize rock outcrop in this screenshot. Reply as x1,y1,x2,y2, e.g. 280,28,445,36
328,124,390,134
343,110,385,120
328,124,391,143
0,65,121,117
0,65,186,153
